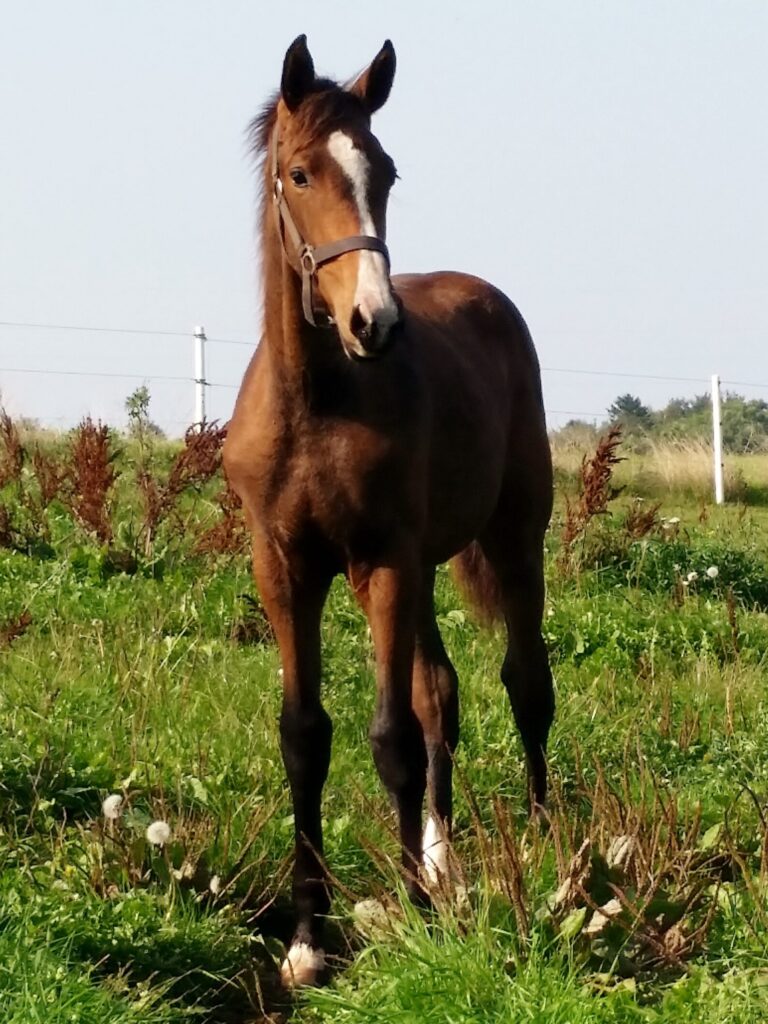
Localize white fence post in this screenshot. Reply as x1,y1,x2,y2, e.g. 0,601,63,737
194,326,207,428
711,373,724,504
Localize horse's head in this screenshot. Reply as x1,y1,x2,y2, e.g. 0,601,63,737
271,35,401,359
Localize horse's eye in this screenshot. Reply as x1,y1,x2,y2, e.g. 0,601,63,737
289,168,308,188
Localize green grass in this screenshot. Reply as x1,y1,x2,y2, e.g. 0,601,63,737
2,440,768,1021
302,897,768,1024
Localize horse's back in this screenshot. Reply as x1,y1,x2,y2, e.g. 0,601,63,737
395,269,542,401
395,270,536,350
392,271,551,559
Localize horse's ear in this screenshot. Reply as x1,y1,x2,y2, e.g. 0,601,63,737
281,34,315,112
347,40,396,114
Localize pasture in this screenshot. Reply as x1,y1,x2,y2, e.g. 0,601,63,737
2,417,768,1022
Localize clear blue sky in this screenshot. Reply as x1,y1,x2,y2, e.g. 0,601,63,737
1,1,766,433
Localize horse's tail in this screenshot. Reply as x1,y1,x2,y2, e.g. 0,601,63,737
450,541,504,626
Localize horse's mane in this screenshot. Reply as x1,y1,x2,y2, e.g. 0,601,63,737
248,78,368,166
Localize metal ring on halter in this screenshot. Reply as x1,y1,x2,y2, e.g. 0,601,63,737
300,247,317,275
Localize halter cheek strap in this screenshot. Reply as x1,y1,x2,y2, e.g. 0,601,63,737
271,135,390,328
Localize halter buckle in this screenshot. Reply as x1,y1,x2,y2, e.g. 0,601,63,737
300,246,317,275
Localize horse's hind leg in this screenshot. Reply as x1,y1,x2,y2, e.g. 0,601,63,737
411,568,459,882
358,549,428,900
480,516,554,811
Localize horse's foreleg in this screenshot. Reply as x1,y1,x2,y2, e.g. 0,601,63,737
251,540,332,988
361,553,428,900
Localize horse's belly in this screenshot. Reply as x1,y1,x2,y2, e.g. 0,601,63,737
423,476,501,564
418,407,507,560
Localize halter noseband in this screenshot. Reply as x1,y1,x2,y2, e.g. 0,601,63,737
270,134,391,328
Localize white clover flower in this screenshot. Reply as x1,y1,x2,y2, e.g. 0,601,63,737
686,571,699,583
102,794,123,821
667,516,681,525
706,566,719,579
209,874,222,895
146,820,172,846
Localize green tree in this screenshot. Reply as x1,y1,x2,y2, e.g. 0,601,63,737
607,394,652,432
124,385,165,445
721,395,768,452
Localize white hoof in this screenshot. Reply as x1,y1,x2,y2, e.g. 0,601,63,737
280,943,325,988
422,815,449,884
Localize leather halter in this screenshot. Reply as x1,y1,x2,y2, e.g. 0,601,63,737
270,133,390,328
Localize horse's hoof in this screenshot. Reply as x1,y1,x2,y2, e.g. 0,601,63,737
280,943,325,988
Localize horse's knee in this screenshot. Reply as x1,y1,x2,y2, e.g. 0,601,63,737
280,702,333,792
414,656,459,749
436,664,460,753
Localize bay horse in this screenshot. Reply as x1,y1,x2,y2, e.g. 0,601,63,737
223,35,554,987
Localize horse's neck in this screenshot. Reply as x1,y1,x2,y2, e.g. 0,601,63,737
261,229,308,378
261,225,342,410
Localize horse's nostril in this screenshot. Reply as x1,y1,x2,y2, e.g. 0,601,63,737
350,306,372,344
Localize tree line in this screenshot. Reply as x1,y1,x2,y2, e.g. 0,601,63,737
559,392,768,453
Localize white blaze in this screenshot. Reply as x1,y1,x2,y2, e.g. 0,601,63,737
326,131,398,327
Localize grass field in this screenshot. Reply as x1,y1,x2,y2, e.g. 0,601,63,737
2,420,768,1022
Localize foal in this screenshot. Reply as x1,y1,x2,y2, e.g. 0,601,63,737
224,35,554,987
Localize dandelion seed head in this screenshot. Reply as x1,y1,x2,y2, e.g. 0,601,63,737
102,794,123,820
686,571,699,583
209,874,221,895
146,820,172,846
706,565,719,579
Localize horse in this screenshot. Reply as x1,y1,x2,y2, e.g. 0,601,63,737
223,35,554,988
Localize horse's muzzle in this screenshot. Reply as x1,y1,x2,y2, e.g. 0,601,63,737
348,302,403,359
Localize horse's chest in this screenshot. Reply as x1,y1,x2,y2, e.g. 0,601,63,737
263,425,415,545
